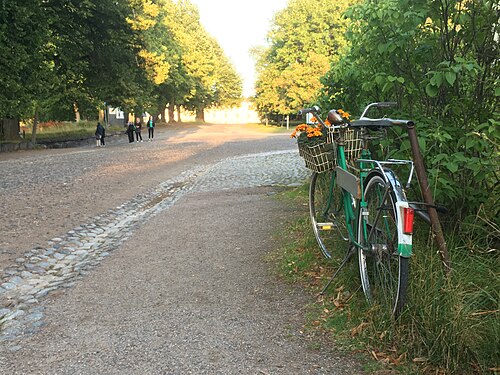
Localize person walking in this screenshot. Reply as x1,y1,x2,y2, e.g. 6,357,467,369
126,121,135,143
95,122,105,147
147,115,155,141
135,117,143,142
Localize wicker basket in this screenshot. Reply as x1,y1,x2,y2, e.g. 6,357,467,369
327,127,362,162
298,142,335,173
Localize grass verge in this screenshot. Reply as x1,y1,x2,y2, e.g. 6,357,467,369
21,121,125,143
271,184,499,375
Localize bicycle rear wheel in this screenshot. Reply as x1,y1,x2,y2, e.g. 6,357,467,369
309,171,349,259
357,171,408,317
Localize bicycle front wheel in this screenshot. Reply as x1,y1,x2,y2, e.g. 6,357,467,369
357,171,408,317
309,171,349,259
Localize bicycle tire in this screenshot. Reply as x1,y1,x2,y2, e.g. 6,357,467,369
309,171,349,259
357,170,409,317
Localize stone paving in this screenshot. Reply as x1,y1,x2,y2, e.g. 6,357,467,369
0,149,310,350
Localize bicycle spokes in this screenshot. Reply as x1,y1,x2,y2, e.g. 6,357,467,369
358,172,408,317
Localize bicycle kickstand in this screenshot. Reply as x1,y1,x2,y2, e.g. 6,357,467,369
319,246,356,295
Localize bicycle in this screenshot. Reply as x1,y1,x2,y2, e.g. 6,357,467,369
298,102,447,317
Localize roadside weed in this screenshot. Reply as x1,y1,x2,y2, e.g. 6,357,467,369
272,185,499,374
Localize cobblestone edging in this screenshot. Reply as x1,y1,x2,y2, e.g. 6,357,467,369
0,142,36,153
0,167,206,349
0,131,125,153
0,150,309,350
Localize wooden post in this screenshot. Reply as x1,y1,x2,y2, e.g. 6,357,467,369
406,122,451,274
32,107,39,145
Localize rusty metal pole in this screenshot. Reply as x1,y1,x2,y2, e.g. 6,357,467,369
406,122,451,274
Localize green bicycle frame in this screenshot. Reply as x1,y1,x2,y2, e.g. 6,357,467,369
323,142,372,250
322,133,412,257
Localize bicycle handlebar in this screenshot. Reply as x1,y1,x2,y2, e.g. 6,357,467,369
350,118,414,129
297,105,320,116
377,102,398,108
298,102,414,129
360,102,397,118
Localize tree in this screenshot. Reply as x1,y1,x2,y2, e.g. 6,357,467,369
0,0,52,139
253,0,353,120
318,0,499,225
172,0,242,121
43,0,146,121
0,0,242,130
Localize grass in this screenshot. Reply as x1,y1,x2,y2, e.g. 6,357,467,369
271,184,499,375
20,120,125,143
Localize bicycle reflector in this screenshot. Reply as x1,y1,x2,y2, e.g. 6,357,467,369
403,207,415,234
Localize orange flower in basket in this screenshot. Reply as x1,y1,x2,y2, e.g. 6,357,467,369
338,109,351,120
306,125,323,138
292,122,326,146
290,123,311,138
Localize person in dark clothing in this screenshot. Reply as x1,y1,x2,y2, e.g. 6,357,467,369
147,115,155,141
135,117,143,142
95,122,105,147
126,121,135,143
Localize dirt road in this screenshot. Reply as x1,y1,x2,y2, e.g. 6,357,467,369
0,124,363,374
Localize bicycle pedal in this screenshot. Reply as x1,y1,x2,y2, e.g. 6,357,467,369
317,222,334,230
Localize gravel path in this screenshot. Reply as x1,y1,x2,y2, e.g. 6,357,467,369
0,124,364,374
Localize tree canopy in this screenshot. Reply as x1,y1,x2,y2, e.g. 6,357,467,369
253,0,353,120
253,0,498,254
315,0,498,224
0,0,242,124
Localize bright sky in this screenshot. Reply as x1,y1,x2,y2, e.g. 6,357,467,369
190,0,288,97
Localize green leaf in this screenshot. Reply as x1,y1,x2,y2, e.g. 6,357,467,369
495,87,500,97
400,139,410,152
465,137,476,149
418,137,426,153
445,162,459,173
434,153,448,162
442,132,453,140
378,43,387,53
426,83,438,97
375,75,385,85
382,81,393,93
452,152,466,162
445,71,456,86
430,72,443,87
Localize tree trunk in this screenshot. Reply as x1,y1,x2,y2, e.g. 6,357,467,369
73,102,81,122
32,107,39,145
104,105,110,127
195,107,205,122
0,118,20,141
176,106,182,123
168,103,176,124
